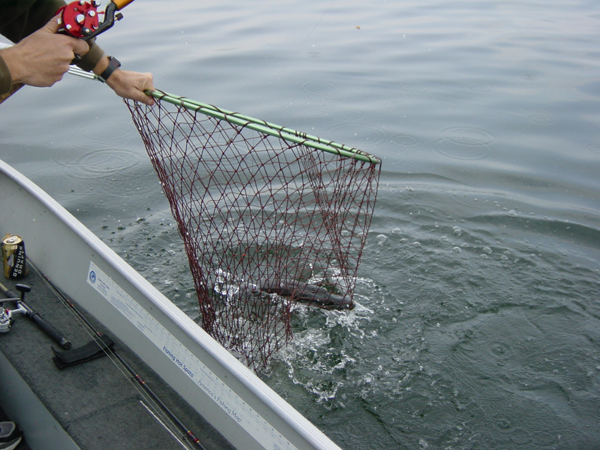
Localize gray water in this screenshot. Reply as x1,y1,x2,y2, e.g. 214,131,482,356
2,0,600,448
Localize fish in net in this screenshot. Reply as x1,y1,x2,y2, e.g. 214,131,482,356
126,91,381,370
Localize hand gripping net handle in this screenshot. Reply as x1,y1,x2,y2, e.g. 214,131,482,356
126,91,381,370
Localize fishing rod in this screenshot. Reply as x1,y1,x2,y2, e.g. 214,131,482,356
0,1,136,61
0,42,99,80
1,0,133,79
26,259,208,450
0,281,72,349
0,0,134,104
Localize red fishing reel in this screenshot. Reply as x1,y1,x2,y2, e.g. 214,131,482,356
57,1,102,38
57,0,134,41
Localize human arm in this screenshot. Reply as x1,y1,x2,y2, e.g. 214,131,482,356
92,55,155,106
0,0,103,83
0,0,154,104
0,16,89,90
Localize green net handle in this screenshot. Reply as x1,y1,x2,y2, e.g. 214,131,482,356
145,90,382,165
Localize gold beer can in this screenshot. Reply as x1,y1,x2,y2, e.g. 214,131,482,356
2,234,27,279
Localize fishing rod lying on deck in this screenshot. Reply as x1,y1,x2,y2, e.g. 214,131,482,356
26,260,208,450
0,282,72,349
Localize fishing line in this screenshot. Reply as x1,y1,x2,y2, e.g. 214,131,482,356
139,399,190,449
26,259,206,450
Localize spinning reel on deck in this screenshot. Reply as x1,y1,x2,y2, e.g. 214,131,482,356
56,0,134,41
0,283,71,350
0,284,31,333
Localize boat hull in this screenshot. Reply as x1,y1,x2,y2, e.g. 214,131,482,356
0,159,341,450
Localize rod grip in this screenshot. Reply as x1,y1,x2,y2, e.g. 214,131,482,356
2,288,18,300
29,312,72,350
112,0,134,10
0,281,16,299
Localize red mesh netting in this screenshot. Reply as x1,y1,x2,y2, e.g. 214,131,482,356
126,92,381,369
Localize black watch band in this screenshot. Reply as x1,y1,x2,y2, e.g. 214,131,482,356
98,56,121,83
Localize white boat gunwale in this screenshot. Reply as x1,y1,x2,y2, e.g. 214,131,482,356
0,159,341,450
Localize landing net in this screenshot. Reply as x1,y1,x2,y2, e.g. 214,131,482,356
126,91,381,370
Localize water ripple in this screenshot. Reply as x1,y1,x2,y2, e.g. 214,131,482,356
301,81,337,96
433,127,495,160
466,82,493,93
57,148,146,178
392,134,420,146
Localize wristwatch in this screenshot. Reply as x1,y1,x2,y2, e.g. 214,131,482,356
98,56,121,83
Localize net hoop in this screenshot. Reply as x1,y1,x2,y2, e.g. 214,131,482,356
147,90,382,165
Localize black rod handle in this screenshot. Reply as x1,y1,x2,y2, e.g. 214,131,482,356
29,311,71,350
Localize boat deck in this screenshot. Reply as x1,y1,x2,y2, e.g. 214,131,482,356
0,263,235,450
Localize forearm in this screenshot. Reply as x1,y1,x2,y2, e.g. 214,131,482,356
0,53,12,95
76,39,104,72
